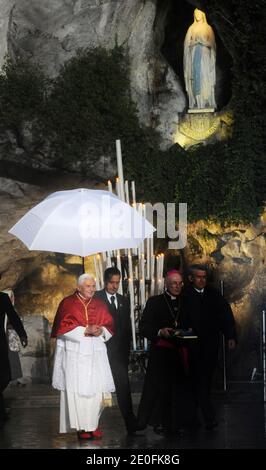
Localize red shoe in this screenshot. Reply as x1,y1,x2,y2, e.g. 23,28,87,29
77,430,93,440
92,428,103,439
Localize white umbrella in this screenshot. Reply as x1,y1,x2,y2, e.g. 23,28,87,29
8,188,155,257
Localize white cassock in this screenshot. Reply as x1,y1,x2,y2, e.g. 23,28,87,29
52,326,115,432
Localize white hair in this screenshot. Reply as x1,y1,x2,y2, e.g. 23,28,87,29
77,273,95,286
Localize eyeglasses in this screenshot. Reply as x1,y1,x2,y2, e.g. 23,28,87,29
168,281,184,287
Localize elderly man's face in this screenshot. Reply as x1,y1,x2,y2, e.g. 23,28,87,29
78,279,96,299
165,273,183,297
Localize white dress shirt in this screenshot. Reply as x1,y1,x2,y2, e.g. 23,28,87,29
105,291,118,309
194,288,204,294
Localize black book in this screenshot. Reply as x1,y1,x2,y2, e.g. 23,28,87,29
172,329,198,339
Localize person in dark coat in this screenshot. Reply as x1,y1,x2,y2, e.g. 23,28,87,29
0,291,27,427
94,267,139,435
182,264,237,429
3,290,24,386
137,270,197,436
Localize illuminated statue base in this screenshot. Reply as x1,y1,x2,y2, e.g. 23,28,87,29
174,109,233,148
188,108,215,114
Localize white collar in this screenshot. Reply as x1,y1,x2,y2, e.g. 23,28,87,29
165,290,178,300
77,291,91,301
105,291,117,302
194,288,204,294
105,290,118,308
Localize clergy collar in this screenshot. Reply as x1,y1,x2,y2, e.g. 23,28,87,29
76,291,92,302
194,288,204,294
165,290,178,300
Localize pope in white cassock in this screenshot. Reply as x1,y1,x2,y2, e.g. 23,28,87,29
51,273,115,440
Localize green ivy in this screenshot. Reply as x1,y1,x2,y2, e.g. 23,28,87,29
0,56,46,148
37,47,136,169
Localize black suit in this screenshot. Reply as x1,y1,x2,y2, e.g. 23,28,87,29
94,290,137,432
137,293,196,433
0,292,27,423
181,285,237,425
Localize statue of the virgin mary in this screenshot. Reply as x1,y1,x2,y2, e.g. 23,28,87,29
184,9,216,110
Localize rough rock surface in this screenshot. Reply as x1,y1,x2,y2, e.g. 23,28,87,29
0,0,186,150
184,212,266,379
0,174,99,323
1,174,265,379
0,1,263,381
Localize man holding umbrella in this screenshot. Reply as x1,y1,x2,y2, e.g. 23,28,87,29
51,273,115,440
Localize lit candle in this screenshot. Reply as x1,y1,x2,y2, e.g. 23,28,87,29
150,277,155,297
128,277,137,350
141,253,145,281
124,180,130,257
116,250,123,294
106,252,112,268
128,252,134,281
131,181,136,205
150,232,154,257
150,254,155,281
140,278,145,308
97,253,103,289
160,253,164,280
131,201,138,255
156,255,160,280
146,236,150,280
107,180,112,193
138,203,144,256
116,177,122,199
93,256,100,290
125,180,130,204
144,337,148,351
157,254,162,280
116,139,125,201
157,278,163,294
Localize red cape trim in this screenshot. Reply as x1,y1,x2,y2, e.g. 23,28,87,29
51,293,114,338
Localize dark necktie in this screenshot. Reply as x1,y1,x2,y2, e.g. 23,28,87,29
110,295,120,336
199,290,204,301
110,295,116,309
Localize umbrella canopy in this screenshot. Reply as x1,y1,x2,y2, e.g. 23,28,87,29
9,188,155,257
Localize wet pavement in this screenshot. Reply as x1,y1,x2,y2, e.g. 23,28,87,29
1,383,266,449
